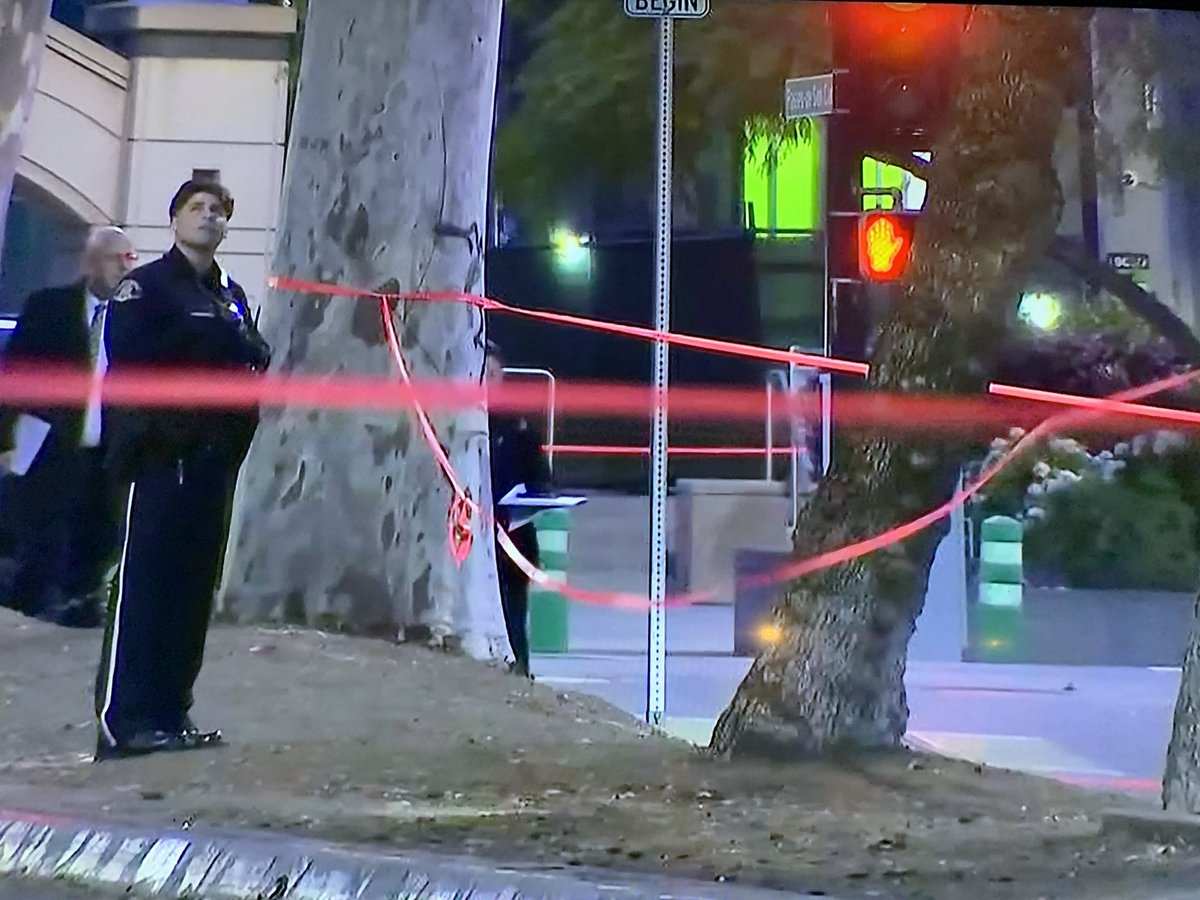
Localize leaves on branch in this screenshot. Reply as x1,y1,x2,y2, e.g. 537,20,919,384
494,0,829,225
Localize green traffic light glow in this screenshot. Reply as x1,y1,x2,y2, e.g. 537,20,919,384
550,226,588,261
1018,291,1063,330
549,226,592,283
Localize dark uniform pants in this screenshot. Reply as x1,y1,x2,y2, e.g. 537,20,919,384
497,523,537,671
7,435,119,615
95,454,235,746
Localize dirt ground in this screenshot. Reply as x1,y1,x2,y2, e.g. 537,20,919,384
2,608,1199,899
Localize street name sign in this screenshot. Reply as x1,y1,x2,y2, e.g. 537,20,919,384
1108,252,1150,271
624,0,711,18
785,73,837,120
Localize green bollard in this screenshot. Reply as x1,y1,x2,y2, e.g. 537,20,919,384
976,515,1023,661
528,508,570,654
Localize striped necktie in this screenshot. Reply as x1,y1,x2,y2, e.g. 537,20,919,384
89,300,107,363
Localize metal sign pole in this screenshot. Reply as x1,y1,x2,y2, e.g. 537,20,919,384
646,14,673,728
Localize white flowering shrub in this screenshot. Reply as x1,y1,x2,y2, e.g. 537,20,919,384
972,430,1092,524
971,428,1200,590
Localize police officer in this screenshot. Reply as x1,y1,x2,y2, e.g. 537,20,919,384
486,341,551,678
94,179,270,760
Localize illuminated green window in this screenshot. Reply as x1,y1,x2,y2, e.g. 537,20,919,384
742,124,822,234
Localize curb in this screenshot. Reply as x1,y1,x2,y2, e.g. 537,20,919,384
0,807,815,899
1100,807,1200,845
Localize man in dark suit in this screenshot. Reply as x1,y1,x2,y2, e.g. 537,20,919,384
486,341,552,678
0,226,135,626
94,179,270,761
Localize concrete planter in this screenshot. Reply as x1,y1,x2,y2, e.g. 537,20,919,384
966,588,1194,667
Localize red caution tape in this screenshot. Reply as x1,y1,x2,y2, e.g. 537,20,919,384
1,365,1059,433
546,444,803,457
365,253,1200,607
500,365,1200,608
712,367,1200,604
448,492,475,567
989,381,1200,426
269,275,870,377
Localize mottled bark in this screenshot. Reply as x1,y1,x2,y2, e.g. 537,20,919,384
0,0,53,253
711,6,1088,757
1164,597,1200,811
220,0,509,661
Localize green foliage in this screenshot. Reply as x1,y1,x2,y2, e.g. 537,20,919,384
1118,433,1200,550
1025,466,1199,592
1056,294,1157,342
495,0,828,227
974,419,1200,591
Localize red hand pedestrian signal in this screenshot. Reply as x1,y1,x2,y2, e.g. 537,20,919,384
866,217,904,271
858,211,915,281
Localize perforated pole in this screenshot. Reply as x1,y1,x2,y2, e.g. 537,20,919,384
646,15,673,727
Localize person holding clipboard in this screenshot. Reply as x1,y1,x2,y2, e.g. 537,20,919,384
486,341,552,679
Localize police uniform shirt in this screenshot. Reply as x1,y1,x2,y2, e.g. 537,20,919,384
107,247,265,369
104,247,270,476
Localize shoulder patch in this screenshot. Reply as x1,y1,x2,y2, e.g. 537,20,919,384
112,279,142,304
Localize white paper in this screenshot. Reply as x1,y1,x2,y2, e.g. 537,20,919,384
498,482,588,509
10,414,50,476
506,510,542,530
500,482,527,505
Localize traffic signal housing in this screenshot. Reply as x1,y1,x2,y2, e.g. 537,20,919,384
857,210,917,282
830,2,969,143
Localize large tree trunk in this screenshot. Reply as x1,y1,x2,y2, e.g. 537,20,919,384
0,0,53,254
710,6,1089,757
219,0,509,661
1164,599,1200,811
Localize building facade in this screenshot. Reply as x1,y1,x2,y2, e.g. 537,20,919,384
1,0,296,315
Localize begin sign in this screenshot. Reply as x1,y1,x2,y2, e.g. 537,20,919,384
624,0,711,17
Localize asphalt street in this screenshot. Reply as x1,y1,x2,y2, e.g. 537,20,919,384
534,605,1182,800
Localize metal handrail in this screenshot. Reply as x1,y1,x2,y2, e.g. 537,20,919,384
502,366,557,474
764,369,789,481
785,347,834,530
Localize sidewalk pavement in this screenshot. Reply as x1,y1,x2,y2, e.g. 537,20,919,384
0,796,815,899
566,602,734,655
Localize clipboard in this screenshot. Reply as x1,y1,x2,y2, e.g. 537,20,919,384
498,483,587,529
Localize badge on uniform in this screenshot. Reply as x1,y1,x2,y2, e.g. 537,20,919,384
112,279,142,303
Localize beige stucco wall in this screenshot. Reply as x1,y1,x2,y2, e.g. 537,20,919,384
1087,17,1189,324
122,53,289,307
16,4,295,309
18,20,130,226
